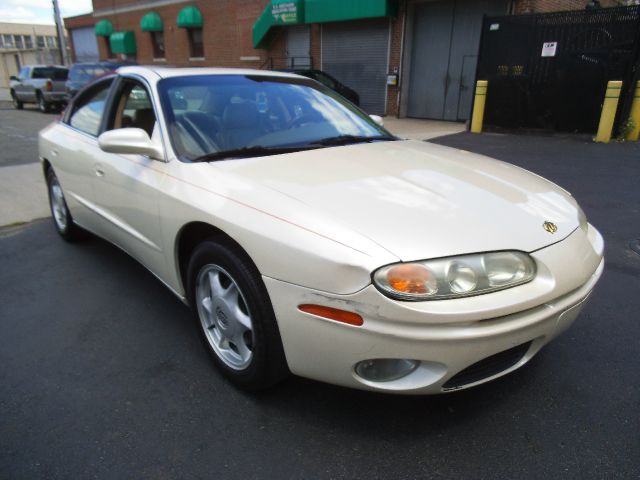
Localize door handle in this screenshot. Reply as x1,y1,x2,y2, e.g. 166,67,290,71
95,167,105,177
51,149,58,157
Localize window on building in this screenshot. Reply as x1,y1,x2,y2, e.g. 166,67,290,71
150,31,165,59
187,28,203,58
13,35,24,49
24,35,33,49
46,36,56,48
0,36,4,48
36,35,45,48
3,34,14,48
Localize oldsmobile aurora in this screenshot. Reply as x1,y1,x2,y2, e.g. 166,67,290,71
39,67,604,393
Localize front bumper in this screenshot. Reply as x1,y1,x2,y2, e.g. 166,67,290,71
264,225,604,394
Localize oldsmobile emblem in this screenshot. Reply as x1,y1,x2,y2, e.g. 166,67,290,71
543,221,558,234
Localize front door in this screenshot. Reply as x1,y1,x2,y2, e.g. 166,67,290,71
287,25,311,68
92,78,167,279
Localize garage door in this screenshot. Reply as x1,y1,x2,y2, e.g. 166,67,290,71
71,27,99,63
321,18,390,115
407,0,507,121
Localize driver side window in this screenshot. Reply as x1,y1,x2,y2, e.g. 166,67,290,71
110,82,157,138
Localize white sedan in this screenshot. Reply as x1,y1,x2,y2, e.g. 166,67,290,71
38,66,604,394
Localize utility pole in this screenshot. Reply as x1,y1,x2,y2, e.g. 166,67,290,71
52,0,68,65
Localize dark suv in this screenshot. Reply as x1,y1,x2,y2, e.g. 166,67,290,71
282,69,360,106
65,61,135,100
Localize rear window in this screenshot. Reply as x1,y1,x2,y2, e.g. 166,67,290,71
69,65,108,82
32,67,68,80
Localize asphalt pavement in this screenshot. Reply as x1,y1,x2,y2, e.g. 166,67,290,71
1,129,639,479
0,102,57,226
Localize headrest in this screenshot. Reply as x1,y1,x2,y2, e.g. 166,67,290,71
223,103,259,129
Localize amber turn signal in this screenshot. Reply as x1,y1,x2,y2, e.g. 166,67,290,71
298,304,363,326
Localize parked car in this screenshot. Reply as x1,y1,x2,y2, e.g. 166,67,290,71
282,69,360,106
10,65,68,112
39,66,604,394
65,61,135,100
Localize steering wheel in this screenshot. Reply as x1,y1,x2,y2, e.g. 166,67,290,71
289,113,317,128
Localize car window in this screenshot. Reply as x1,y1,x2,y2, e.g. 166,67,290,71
32,67,68,80
69,80,113,136
69,65,107,82
111,83,157,138
314,72,336,90
18,67,29,80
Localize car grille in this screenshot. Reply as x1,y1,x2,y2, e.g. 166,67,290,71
442,341,532,390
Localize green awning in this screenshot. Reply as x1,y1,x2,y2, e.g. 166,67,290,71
305,0,397,24
177,5,203,28
110,31,137,54
253,0,397,48
254,0,304,48
140,11,163,32
95,19,114,37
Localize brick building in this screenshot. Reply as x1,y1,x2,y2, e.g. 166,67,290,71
64,0,622,118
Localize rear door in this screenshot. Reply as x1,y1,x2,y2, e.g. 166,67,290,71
54,77,115,230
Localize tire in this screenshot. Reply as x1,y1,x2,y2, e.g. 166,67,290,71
11,91,23,110
187,240,289,391
45,168,86,241
37,92,50,113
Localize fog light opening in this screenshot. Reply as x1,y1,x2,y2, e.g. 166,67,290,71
354,358,420,383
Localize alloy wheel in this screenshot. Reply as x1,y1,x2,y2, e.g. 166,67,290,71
195,264,254,370
49,177,68,231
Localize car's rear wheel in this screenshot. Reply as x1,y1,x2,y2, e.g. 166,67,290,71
37,93,50,113
46,168,85,241
11,91,23,110
187,240,289,391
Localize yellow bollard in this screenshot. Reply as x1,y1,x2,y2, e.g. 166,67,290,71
595,80,623,143
625,81,640,141
470,80,488,134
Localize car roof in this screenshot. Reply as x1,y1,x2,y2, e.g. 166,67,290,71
28,64,67,69
117,66,305,82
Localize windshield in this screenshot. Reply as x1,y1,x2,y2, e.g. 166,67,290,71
157,74,392,161
69,64,108,82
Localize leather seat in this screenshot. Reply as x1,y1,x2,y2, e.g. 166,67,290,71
133,108,156,137
219,103,261,150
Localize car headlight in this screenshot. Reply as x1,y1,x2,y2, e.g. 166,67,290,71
578,206,588,232
373,251,536,301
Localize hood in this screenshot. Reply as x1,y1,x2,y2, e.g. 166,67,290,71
214,140,580,261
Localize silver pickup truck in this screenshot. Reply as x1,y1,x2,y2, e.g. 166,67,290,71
10,65,69,113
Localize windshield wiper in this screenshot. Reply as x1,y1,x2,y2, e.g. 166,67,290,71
307,134,397,147
192,145,320,162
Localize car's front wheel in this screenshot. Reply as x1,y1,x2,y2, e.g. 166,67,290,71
187,240,289,391
46,168,85,241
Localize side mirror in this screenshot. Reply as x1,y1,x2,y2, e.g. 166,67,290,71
98,128,164,160
9,75,18,81
370,114,384,127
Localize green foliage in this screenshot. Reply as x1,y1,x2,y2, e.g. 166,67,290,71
616,117,636,142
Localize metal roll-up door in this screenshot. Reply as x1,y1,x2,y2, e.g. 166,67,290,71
71,27,99,62
321,18,390,115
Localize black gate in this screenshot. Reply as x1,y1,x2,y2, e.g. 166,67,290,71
476,6,640,134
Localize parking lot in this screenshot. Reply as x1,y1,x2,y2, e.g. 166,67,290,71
1,103,639,479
